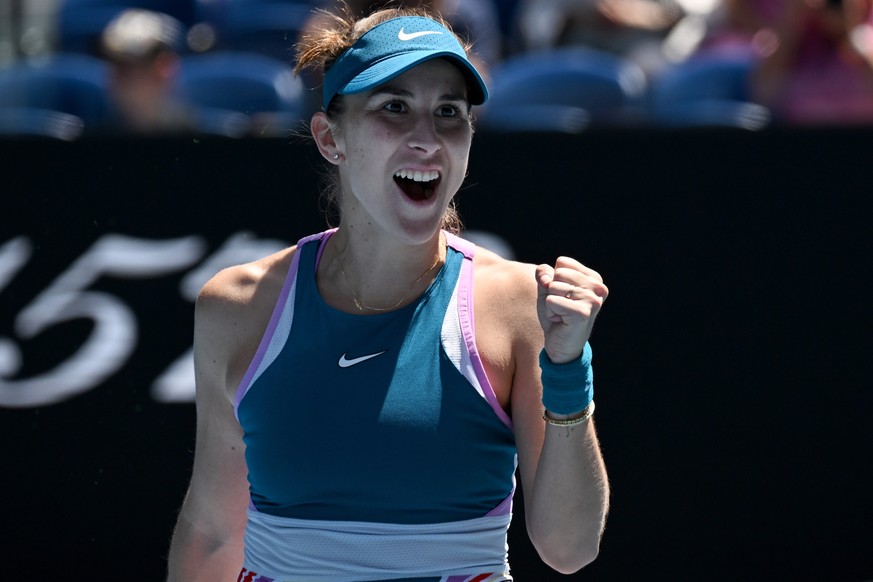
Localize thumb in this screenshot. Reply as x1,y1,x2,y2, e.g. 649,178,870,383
535,263,555,299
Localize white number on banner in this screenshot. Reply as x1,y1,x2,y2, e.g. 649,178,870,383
150,232,288,403
0,231,509,408
0,234,206,407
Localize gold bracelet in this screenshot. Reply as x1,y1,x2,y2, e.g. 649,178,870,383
542,400,595,427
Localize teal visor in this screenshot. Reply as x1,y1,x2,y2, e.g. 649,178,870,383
321,16,488,111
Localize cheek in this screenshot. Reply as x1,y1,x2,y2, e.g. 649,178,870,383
351,126,396,158
446,149,471,191
449,123,474,148
449,132,473,166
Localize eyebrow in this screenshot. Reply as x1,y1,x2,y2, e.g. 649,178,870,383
369,85,468,103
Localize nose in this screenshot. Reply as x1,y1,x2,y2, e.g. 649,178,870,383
407,112,441,155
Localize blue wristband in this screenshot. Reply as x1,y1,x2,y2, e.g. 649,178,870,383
540,342,594,415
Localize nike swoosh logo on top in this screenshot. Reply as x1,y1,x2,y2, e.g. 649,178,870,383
397,28,444,41
338,350,388,368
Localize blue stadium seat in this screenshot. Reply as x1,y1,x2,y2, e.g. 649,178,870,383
0,53,110,131
477,47,648,133
648,55,771,129
0,108,85,140
214,2,313,64
57,4,128,54
175,52,306,137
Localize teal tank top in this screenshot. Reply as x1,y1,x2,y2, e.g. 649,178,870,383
235,230,517,525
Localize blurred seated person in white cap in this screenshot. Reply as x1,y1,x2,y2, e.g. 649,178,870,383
97,8,196,135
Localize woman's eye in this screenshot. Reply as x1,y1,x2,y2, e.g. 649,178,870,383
436,104,461,118
383,101,405,113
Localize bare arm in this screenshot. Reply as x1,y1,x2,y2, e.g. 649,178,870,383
166,399,248,581
167,259,282,581
514,366,609,573
508,258,610,574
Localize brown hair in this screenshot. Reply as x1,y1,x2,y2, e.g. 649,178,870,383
294,3,470,233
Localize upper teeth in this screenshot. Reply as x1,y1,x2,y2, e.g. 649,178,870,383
395,170,439,182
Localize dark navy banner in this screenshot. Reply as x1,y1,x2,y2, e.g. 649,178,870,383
1,130,870,580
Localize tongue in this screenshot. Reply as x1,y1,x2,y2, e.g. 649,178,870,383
396,177,431,201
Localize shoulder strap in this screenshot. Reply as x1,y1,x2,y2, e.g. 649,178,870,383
443,230,476,260
233,229,335,418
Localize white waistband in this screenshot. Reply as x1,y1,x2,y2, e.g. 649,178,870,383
243,509,512,581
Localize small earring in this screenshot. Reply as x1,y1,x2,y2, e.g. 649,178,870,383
333,153,340,160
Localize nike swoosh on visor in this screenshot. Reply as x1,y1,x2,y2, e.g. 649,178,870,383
397,28,444,41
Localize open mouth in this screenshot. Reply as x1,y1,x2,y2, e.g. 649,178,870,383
394,169,441,201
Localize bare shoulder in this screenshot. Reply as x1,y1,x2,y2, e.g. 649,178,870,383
472,246,540,330
471,246,543,407
194,245,297,402
196,245,296,332
198,246,295,312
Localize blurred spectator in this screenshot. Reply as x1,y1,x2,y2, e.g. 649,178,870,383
514,0,685,76
750,0,873,124
693,0,783,58
95,8,196,135
850,0,873,66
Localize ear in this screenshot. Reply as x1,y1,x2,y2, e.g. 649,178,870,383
311,112,342,164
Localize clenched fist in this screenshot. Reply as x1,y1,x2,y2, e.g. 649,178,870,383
536,257,608,364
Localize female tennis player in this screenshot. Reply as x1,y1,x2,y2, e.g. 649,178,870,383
167,5,609,581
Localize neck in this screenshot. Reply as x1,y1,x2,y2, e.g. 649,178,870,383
322,228,446,313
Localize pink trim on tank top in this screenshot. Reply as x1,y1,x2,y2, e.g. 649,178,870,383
445,232,513,431
233,231,334,420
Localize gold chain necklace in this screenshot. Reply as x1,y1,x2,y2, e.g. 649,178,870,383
335,245,444,312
